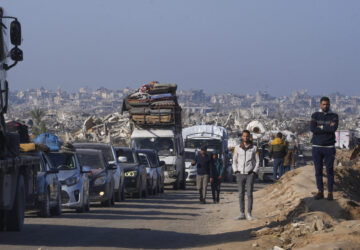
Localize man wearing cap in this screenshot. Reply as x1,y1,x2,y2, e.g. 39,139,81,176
232,130,259,220
192,146,211,204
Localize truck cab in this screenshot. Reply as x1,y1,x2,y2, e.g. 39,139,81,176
131,127,186,190
182,125,229,181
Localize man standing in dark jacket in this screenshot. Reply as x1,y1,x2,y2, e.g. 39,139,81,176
210,150,225,203
192,146,211,204
310,96,338,201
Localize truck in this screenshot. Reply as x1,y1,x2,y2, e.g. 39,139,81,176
182,125,229,182
123,82,186,190
0,7,40,231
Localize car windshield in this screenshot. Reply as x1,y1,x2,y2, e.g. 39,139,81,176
77,152,105,170
184,151,196,162
184,139,222,153
48,153,77,171
132,138,175,156
139,152,158,167
75,145,115,162
115,148,135,163
138,154,149,166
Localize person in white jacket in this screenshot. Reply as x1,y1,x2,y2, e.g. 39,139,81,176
232,130,260,220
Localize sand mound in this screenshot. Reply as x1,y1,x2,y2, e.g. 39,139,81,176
251,149,360,249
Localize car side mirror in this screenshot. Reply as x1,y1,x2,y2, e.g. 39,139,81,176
47,168,59,174
159,161,165,166
10,19,22,46
108,163,117,170
82,166,92,173
118,156,127,163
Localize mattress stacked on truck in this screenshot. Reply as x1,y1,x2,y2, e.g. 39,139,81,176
122,81,181,126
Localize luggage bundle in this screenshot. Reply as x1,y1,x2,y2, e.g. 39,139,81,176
122,81,182,127
34,133,63,152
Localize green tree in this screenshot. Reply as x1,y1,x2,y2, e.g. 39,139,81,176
30,108,47,136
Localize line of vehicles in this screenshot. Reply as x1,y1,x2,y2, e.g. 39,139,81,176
0,7,268,232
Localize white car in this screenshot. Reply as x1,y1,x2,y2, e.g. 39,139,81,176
184,150,197,184
137,152,158,196
48,151,91,213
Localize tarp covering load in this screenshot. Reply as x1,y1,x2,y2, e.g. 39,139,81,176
34,133,62,152
182,125,228,141
246,120,266,140
122,81,182,129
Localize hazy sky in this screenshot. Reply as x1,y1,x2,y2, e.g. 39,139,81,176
2,0,360,96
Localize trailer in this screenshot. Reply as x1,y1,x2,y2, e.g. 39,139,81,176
0,157,40,231
0,7,40,231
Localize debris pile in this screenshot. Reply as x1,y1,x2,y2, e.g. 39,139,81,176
72,112,132,146
250,151,360,249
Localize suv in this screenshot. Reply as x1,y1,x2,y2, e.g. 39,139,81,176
136,149,165,193
28,151,62,217
115,147,147,198
73,143,125,202
137,152,158,196
76,149,117,207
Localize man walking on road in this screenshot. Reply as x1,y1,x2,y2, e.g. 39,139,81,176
210,150,225,203
270,132,287,180
232,130,259,220
192,146,211,204
310,96,338,201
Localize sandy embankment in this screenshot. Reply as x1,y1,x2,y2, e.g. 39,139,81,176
209,149,360,250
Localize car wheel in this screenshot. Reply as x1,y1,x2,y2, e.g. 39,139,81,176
50,187,62,216
173,176,180,190
101,190,113,207
180,170,186,190
39,189,51,218
0,209,5,231
76,189,87,213
142,181,148,198
135,178,143,198
120,184,126,201
6,175,25,231
85,190,90,212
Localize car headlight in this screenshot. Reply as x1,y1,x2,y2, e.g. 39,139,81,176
94,176,107,186
125,171,137,177
65,176,80,186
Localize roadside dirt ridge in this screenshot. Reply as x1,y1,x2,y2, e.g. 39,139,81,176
211,149,360,250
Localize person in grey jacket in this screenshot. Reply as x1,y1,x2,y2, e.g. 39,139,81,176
232,130,260,220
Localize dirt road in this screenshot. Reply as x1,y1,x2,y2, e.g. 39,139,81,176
0,182,268,250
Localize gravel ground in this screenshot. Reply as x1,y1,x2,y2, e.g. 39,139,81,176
0,181,269,250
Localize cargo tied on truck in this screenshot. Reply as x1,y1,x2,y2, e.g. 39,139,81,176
122,81,186,190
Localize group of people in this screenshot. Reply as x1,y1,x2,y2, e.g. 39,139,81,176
190,96,338,221
191,147,225,204
191,129,260,220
